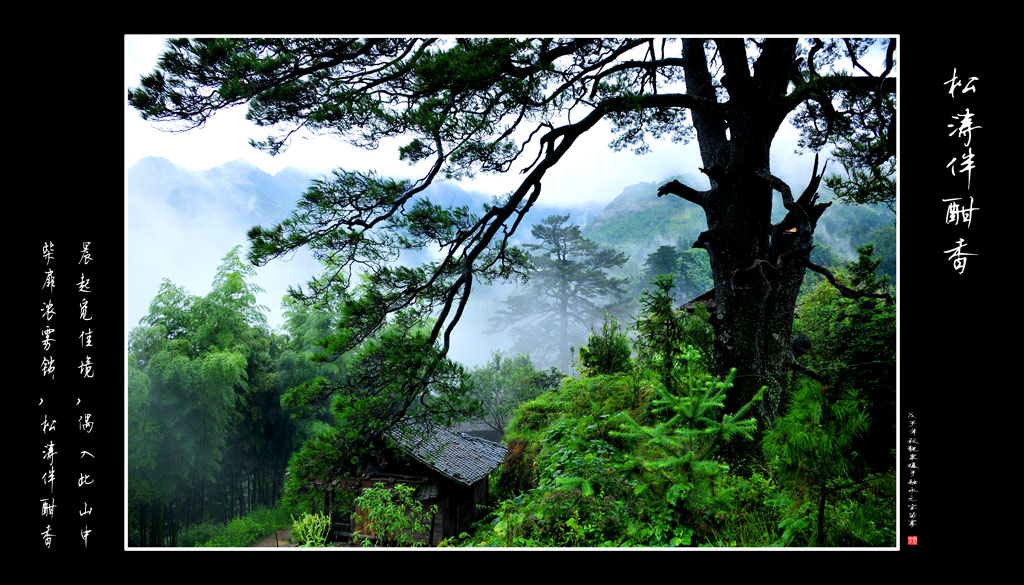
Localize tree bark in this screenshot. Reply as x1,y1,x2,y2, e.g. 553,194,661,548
172,496,178,546
676,39,807,453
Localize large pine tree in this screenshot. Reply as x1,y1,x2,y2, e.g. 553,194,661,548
490,214,628,372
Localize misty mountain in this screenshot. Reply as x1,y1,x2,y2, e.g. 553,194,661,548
125,157,324,346
125,156,315,228
125,156,608,267
124,157,894,369
123,157,606,364
581,172,895,270
582,173,709,259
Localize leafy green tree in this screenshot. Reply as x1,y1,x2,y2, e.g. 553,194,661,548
642,245,713,304
127,361,160,544
279,309,479,504
577,316,633,376
644,245,680,283
866,224,896,286
635,274,714,391
127,246,272,544
130,37,897,442
676,248,713,301
491,214,628,372
468,352,561,435
275,293,349,421
128,281,245,543
636,275,689,397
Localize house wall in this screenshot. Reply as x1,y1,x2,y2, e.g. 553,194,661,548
473,477,488,516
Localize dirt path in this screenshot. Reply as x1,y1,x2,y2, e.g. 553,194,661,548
255,528,296,547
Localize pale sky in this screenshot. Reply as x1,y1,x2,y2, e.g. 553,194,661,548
126,35,748,207
124,35,889,197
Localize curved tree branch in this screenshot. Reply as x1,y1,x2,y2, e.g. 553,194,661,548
657,179,709,207
786,74,896,110
805,261,894,304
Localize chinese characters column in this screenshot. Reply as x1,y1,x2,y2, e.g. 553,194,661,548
942,68,981,274
36,240,101,551
40,242,57,549
77,242,96,548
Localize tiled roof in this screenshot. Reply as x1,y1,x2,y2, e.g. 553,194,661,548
387,420,508,486
681,288,715,312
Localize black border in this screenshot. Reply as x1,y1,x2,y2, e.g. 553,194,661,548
19,30,994,558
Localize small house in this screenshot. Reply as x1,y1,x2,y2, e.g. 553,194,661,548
337,419,507,545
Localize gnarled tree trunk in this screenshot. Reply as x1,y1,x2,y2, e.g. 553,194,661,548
660,40,832,449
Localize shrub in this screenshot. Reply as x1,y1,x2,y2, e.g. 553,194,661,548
494,439,538,500
184,504,295,547
508,393,562,436
577,316,632,376
353,483,437,547
561,374,642,419
292,512,331,547
200,516,267,547
178,522,222,547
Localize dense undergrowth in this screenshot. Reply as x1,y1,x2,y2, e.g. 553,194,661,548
177,503,297,547
449,270,896,548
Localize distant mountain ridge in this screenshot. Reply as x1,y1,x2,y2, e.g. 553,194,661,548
125,156,607,243
581,172,894,270
126,156,893,267
582,173,708,258
124,157,895,367
125,156,314,227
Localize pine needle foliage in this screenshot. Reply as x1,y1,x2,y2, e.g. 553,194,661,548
766,381,870,488
612,350,763,517
763,379,873,546
612,275,764,524
794,244,895,472
634,274,712,392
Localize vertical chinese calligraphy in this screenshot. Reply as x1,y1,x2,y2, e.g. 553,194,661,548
35,240,101,550
39,242,57,548
76,242,95,549
41,243,56,381
942,68,981,274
